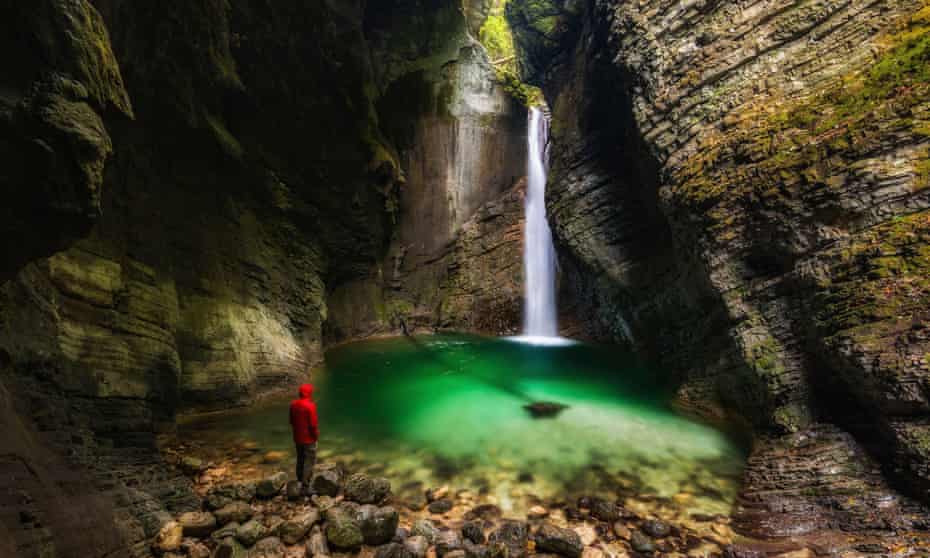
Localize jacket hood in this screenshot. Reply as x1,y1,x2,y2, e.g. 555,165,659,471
298,383,314,399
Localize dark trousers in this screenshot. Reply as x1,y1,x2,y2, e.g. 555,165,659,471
296,443,317,483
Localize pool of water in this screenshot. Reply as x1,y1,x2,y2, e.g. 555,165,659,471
179,334,747,519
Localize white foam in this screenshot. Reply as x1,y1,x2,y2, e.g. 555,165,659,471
504,335,577,347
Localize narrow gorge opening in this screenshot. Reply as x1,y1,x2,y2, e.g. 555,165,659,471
2,0,929,556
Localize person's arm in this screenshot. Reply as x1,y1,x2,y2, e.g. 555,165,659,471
309,404,319,441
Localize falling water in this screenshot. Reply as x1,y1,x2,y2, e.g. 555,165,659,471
522,107,559,338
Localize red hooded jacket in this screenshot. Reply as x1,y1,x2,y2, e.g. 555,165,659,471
289,384,319,445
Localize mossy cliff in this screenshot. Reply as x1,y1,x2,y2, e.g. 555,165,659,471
0,1,529,555
510,0,930,549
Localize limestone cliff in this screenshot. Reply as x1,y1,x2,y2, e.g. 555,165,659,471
509,0,930,548
0,1,528,555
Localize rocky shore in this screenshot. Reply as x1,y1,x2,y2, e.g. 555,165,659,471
153,455,740,558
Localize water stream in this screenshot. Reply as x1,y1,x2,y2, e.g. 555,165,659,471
522,108,559,339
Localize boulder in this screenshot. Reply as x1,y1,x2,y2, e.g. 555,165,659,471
216,502,253,526
249,537,286,558
359,505,399,545
324,503,364,550
311,464,343,497
178,511,217,538
278,509,320,545
404,535,429,558
344,473,391,504
534,524,582,558
256,472,288,499
522,402,568,418
153,520,183,553
236,519,268,547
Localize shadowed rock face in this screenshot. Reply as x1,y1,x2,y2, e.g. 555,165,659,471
509,0,930,548
0,1,529,555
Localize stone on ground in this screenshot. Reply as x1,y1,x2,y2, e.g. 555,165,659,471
376,542,416,558
236,519,268,546
215,502,253,525
256,471,288,499
306,525,330,557
277,508,320,545
436,529,464,557
411,519,440,543
178,511,217,538
404,535,429,558
250,536,286,558
344,473,392,504
359,504,400,545
311,463,343,497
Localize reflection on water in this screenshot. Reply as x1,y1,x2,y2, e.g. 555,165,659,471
179,334,747,519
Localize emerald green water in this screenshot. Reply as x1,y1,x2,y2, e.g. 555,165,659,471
180,334,747,519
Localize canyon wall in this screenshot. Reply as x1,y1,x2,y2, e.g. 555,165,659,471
509,0,930,546
0,1,526,555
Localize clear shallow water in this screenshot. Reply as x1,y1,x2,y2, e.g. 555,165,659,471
180,334,747,518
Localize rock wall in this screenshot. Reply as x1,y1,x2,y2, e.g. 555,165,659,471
326,42,528,340
509,0,930,547
0,1,528,555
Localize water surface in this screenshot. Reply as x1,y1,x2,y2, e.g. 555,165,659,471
180,334,746,519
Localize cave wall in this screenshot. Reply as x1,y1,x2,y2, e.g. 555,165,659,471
509,0,930,543
0,1,528,555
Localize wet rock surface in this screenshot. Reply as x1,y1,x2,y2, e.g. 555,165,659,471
509,0,930,549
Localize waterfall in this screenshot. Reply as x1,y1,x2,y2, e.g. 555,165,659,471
522,107,559,338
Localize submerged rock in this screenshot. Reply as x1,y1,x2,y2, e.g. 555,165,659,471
488,521,529,558
462,521,486,544
534,524,582,558
630,531,656,553
428,499,454,514
523,402,568,418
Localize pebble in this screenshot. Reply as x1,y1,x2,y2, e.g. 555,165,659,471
642,519,670,538
572,524,597,546
428,499,454,514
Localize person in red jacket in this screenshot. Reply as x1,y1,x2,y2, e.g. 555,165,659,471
289,383,319,484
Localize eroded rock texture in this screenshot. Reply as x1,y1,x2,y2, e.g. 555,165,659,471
510,0,930,547
0,1,527,555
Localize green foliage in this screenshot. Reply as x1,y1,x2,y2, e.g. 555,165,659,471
477,0,544,107
479,13,514,62
495,67,543,106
